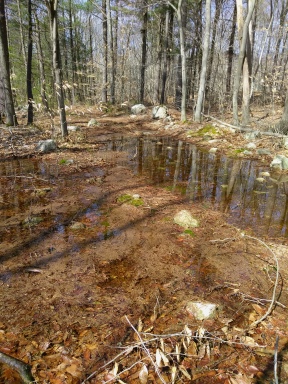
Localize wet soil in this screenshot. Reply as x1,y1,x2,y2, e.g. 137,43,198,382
0,107,288,383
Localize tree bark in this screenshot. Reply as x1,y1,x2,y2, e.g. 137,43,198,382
226,3,237,93
233,0,255,126
27,0,34,124
194,0,211,122
0,0,17,126
140,0,148,103
102,0,108,102
46,0,68,137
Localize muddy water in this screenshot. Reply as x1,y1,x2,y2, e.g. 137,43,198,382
1,135,288,241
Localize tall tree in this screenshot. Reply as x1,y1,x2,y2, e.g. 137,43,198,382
194,0,211,122
0,0,17,126
102,0,108,102
140,0,148,103
233,0,255,125
27,0,34,124
46,0,68,137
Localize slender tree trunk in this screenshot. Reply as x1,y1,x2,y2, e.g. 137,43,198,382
205,0,221,99
34,12,50,112
27,0,34,124
226,3,237,93
17,0,27,68
69,0,77,103
102,0,108,102
46,0,68,137
233,0,255,125
195,0,211,122
140,0,148,103
154,13,164,104
0,0,17,125
107,0,115,104
176,0,187,121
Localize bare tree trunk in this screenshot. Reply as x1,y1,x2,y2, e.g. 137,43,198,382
34,12,50,112
0,0,17,125
27,0,34,125
195,0,211,122
226,3,237,93
277,89,288,134
176,0,187,121
233,0,255,126
140,0,148,103
17,0,27,68
107,0,116,104
205,0,222,99
154,13,164,104
46,0,68,137
102,0,108,102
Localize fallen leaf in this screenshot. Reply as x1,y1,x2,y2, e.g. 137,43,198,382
139,364,148,384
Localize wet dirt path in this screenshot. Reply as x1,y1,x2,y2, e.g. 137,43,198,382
0,117,287,383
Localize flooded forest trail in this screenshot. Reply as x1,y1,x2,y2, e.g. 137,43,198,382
0,111,288,383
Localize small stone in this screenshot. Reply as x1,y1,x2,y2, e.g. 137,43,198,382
245,142,257,149
152,106,168,119
259,171,270,177
244,131,260,140
36,139,57,153
174,210,199,229
131,104,146,115
87,118,99,127
209,147,218,153
243,150,253,155
70,222,86,230
67,125,80,131
186,301,217,320
256,177,265,183
257,149,271,155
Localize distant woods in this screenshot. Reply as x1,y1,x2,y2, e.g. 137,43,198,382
0,0,288,129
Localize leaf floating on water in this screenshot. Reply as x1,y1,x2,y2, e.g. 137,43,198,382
139,364,148,384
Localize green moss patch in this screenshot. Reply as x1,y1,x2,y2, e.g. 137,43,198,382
117,194,144,207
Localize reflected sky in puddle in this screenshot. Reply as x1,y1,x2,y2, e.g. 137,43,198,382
1,135,288,239
99,135,288,238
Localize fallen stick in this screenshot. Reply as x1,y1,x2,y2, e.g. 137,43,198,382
0,351,35,383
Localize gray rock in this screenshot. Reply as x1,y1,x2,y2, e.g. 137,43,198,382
243,150,253,155
131,104,146,114
36,139,57,153
270,154,288,170
87,118,99,127
244,131,260,140
257,148,271,155
67,125,80,131
245,142,257,149
283,137,288,149
174,210,199,229
209,147,218,153
70,222,86,230
186,301,217,320
152,105,168,119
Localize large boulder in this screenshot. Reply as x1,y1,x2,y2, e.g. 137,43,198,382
152,105,168,119
131,104,146,115
36,139,57,153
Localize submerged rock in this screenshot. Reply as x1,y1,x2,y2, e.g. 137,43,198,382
186,301,217,320
36,139,57,153
173,210,199,229
131,104,146,115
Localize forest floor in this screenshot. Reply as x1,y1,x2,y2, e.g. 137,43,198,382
0,105,288,384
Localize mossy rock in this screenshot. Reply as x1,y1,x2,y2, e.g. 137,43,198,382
117,194,144,207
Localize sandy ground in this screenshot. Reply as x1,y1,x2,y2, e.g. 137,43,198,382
0,106,288,383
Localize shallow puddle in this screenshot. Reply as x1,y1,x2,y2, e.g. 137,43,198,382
0,134,288,245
